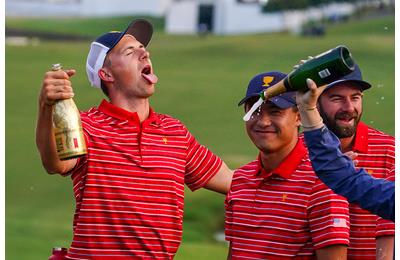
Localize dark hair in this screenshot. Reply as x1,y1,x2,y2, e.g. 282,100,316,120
100,81,110,98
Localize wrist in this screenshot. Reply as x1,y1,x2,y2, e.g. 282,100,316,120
297,106,324,131
39,98,54,109
297,104,317,111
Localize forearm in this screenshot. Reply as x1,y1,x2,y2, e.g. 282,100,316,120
376,236,394,260
304,127,395,221
316,245,347,260
204,162,233,194
36,102,76,174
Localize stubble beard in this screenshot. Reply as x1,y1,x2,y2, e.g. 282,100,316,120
319,106,361,138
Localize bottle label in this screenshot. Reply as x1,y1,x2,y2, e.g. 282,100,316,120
318,68,331,79
54,128,87,160
53,99,87,160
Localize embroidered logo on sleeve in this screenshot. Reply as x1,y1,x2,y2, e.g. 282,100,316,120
333,218,347,228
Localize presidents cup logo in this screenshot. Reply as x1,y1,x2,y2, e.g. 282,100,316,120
262,76,274,87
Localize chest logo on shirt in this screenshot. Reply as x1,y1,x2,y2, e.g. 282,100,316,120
282,193,288,202
162,137,168,144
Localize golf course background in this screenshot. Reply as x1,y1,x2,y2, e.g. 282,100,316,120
6,15,394,259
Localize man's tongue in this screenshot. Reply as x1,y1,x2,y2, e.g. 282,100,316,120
142,73,158,84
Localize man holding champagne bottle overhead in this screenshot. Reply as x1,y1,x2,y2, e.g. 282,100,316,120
285,53,394,259
36,18,233,259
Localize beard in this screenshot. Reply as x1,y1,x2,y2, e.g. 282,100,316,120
319,106,361,138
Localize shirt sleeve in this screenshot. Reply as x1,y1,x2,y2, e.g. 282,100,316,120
308,179,350,250
184,127,223,191
303,126,395,222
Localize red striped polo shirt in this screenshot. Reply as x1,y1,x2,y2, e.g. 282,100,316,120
65,100,222,259
346,122,395,259
225,139,350,259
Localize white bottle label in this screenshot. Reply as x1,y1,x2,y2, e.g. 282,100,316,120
318,69,331,79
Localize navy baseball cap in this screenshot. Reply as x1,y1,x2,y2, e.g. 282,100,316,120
238,71,296,109
86,19,153,88
324,64,371,92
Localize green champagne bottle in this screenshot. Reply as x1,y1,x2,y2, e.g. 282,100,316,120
243,45,355,121
263,45,355,98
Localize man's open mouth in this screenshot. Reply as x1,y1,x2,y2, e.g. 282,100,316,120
141,65,158,84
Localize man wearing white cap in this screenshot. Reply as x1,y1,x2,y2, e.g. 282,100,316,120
36,19,232,259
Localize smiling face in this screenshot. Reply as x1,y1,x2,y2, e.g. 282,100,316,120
244,98,300,154
100,34,158,100
318,83,363,139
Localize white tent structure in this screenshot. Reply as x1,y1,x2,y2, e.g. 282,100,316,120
166,0,284,35
165,0,355,35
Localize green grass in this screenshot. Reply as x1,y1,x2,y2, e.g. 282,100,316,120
6,16,165,38
6,15,394,259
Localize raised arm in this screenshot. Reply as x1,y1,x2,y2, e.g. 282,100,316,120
296,79,394,222
36,69,78,175
303,126,394,221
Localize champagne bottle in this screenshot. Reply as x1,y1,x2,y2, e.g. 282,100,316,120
52,64,87,160
264,45,354,97
243,45,355,121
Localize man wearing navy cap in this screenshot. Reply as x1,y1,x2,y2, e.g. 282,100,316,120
316,64,394,260
36,19,233,259
225,71,350,259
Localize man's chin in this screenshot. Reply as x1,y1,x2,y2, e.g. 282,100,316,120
333,125,357,138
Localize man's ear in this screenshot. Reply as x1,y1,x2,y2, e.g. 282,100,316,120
295,111,302,128
98,68,114,84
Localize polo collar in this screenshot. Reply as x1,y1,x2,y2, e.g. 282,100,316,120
98,99,161,126
256,139,307,179
352,121,369,153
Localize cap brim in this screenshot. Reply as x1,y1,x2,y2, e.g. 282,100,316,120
107,19,153,52
125,19,153,47
326,79,371,91
238,94,260,106
269,96,296,109
238,92,296,109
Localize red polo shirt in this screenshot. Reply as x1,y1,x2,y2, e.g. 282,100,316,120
225,139,350,259
346,122,395,259
65,100,222,259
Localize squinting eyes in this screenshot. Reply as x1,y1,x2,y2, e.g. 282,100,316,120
248,107,282,120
